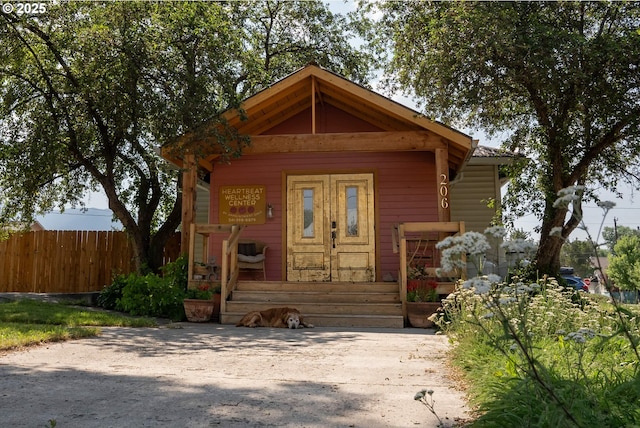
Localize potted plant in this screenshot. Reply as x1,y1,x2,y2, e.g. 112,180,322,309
406,275,441,328
183,282,221,322
407,264,430,289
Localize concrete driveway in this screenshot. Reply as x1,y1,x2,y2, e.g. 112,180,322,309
0,324,470,427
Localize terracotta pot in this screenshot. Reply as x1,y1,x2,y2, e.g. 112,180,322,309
183,298,215,322
211,293,221,322
406,301,441,328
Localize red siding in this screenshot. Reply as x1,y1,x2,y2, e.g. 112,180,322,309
264,104,384,134
208,151,437,281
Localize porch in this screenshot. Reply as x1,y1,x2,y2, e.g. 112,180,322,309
188,221,464,328
222,280,403,328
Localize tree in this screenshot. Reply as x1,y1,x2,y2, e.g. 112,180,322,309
560,239,600,278
608,235,640,291
372,1,640,275
602,225,640,254
0,1,371,272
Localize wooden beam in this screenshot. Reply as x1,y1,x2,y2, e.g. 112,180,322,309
194,224,235,235
160,146,214,172
311,68,472,147
187,223,196,284
312,76,316,135
218,65,472,147
399,222,464,234
221,67,315,123
241,131,446,154
181,154,197,254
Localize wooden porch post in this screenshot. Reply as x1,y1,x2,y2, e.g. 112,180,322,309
399,224,408,322
181,153,197,255
435,148,451,222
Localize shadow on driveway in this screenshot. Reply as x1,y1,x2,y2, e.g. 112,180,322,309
0,324,469,427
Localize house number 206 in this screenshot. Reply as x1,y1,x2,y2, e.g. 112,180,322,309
439,174,449,209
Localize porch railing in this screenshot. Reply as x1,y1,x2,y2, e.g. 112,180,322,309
393,221,465,322
188,223,245,314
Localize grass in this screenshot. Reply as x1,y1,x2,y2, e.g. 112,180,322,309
0,299,157,352
441,287,640,427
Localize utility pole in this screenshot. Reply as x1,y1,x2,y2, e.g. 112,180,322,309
612,217,619,256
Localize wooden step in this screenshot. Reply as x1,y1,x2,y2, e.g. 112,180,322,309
222,280,404,328
222,312,404,328
225,301,401,316
231,290,400,304
235,281,399,293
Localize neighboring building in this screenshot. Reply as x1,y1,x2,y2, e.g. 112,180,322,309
451,145,514,234
35,208,123,231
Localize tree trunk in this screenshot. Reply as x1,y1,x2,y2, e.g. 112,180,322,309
104,177,183,274
148,181,183,272
535,201,572,275
535,234,564,275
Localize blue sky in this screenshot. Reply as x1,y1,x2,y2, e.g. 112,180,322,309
37,208,122,231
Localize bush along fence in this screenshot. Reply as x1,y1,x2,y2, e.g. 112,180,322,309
0,231,181,293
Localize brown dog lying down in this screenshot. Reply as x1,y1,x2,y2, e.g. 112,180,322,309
236,307,314,329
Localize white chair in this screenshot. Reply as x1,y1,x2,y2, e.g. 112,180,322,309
237,240,268,280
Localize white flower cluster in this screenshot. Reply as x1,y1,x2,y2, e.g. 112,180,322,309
462,277,493,294
436,231,491,274
499,282,539,295
484,226,508,239
436,231,491,255
596,200,616,211
550,227,564,237
500,238,537,254
565,328,597,344
553,185,585,209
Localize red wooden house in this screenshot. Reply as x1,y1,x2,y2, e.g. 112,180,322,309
163,64,490,327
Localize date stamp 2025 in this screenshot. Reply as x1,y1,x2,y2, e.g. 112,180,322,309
2,2,47,15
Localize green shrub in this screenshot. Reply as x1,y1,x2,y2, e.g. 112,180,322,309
97,274,127,310
97,257,190,320
161,255,189,292
117,272,185,320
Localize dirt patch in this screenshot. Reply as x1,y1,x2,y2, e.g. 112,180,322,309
0,324,470,427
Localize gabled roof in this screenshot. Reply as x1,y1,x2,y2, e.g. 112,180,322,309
470,145,520,164
165,64,474,172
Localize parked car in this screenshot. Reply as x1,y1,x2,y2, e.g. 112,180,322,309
560,267,589,292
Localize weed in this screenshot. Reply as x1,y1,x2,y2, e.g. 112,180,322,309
415,389,445,427
431,210,640,426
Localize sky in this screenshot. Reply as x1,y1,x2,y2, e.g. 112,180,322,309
36,208,122,231
67,1,638,242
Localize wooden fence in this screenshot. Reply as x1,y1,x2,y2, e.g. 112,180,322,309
0,231,181,293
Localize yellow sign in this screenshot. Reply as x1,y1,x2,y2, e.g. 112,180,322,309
219,185,266,224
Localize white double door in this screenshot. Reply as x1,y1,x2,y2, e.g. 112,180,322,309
286,173,375,282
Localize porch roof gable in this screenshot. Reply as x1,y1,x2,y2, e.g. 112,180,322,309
164,64,474,172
